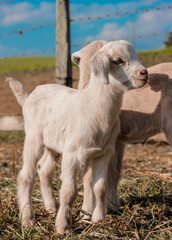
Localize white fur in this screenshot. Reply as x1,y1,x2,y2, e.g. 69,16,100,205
7,40,147,234
71,41,172,214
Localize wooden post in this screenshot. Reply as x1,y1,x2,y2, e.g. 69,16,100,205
56,0,72,87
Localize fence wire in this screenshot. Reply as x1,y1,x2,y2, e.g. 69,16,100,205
0,3,171,58
1,31,171,59
72,31,172,48
0,6,171,37
0,23,56,37
71,6,172,22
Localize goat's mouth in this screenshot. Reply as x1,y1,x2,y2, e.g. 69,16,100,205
132,76,148,88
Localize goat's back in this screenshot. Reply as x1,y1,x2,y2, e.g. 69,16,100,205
121,62,172,114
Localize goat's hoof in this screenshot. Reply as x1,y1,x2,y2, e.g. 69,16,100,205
91,212,105,223
47,209,57,218
45,202,59,216
107,202,119,214
46,206,58,214
55,225,71,235
80,211,91,221
55,216,71,234
107,206,119,214
22,217,35,228
106,198,120,213
81,214,91,221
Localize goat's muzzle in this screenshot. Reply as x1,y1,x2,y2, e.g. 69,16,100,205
133,68,148,88
136,69,148,81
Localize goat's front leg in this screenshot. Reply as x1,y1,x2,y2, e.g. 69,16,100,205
81,159,95,219
106,142,125,212
91,155,109,222
17,136,42,228
55,153,78,234
37,148,58,214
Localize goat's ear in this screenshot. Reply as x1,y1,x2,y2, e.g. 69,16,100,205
71,51,81,66
89,52,109,84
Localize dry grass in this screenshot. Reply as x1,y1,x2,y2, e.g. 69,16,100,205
0,137,172,239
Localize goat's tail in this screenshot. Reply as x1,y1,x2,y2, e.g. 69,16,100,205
6,77,29,107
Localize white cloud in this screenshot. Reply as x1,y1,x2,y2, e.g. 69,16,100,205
84,9,172,49
136,10,172,35
71,1,162,20
85,22,125,42
71,0,172,50
0,2,55,26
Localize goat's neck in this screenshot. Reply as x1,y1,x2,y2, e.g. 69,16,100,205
79,64,90,89
86,74,124,130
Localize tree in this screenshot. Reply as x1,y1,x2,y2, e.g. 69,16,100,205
164,32,172,47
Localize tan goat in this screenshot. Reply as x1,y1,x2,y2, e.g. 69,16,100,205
7,40,147,234
72,40,172,214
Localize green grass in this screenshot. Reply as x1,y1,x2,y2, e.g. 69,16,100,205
138,47,172,58
0,131,25,143
138,47,172,67
0,47,172,75
0,56,55,75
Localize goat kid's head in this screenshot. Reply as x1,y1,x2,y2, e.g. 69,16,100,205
88,40,148,90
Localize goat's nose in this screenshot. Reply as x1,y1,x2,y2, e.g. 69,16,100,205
140,69,148,77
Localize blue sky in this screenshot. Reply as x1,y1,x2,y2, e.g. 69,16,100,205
0,0,172,58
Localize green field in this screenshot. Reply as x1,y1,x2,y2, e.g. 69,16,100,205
138,47,172,58
0,47,172,75
0,56,56,75
138,47,172,67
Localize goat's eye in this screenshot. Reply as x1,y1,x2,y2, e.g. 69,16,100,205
113,58,124,65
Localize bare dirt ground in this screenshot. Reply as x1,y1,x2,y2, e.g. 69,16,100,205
0,67,172,239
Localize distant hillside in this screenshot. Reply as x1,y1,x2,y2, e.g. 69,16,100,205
0,47,172,75
138,47,172,67
0,56,55,75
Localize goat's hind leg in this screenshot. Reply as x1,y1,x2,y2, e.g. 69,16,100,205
17,135,43,228
37,148,58,214
107,142,125,213
81,159,95,220
91,155,109,222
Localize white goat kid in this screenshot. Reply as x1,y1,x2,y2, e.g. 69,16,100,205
72,40,172,214
8,40,147,234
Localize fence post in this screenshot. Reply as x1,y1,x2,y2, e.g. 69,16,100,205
56,0,72,87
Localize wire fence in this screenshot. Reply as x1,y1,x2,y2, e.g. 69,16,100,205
0,3,172,58
0,23,56,38
0,6,171,38
2,31,172,59
2,48,56,59
72,31,172,48
70,6,172,22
